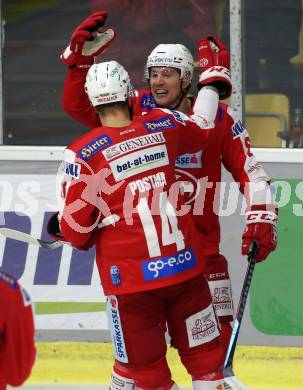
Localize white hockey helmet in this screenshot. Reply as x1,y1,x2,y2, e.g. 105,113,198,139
85,61,131,107
145,44,194,81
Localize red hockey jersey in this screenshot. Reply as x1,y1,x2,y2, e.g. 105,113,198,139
58,108,212,295
62,68,270,255
0,272,36,390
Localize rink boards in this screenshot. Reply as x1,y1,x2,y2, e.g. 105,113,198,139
0,156,302,347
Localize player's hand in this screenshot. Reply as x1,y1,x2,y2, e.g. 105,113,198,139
197,36,231,99
61,11,115,68
47,212,64,240
242,205,278,262
198,36,230,71
47,212,94,251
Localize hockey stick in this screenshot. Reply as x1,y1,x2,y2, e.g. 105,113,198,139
0,228,64,249
0,214,120,250
223,240,259,389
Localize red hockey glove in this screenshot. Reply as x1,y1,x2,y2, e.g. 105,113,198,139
61,11,115,68
198,36,230,71
197,36,231,99
242,205,278,262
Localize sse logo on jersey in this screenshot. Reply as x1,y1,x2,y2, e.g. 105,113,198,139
175,151,202,169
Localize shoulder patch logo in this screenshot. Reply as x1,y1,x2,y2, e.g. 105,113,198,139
171,110,186,125
232,121,246,138
63,161,81,179
0,272,17,288
141,94,157,110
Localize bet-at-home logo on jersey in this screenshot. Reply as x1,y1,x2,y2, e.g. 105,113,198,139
109,144,169,181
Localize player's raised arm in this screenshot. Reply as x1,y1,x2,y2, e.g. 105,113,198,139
190,36,232,131
61,12,115,128
197,36,231,100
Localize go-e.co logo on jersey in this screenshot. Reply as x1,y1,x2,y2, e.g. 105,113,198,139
142,248,196,280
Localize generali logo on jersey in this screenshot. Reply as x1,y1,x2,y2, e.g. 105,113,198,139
109,144,169,181
102,132,165,161
186,305,220,347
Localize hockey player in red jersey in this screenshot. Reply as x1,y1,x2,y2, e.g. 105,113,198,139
48,60,234,389
0,272,36,390
60,12,278,390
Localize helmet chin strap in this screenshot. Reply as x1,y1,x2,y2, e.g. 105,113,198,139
168,89,187,110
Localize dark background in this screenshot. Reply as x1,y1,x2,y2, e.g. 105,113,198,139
2,0,303,146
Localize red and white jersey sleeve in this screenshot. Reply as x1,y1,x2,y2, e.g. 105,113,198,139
220,106,272,207
62,67,100,128
220,106,270,193
0,272,36,389
177,101,272,255
57,109,211,296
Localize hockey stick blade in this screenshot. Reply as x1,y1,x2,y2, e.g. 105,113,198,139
223,240,259,379
0,228,64,250
0,215,120,250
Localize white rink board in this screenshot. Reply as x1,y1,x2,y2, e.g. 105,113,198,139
0,174,107,332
